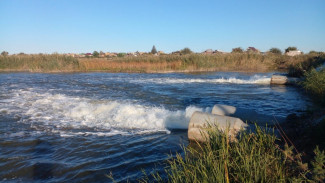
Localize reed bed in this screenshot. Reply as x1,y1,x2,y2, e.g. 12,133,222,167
77,53,325,73
79,53,277,72
139,125,325,183
1,53,324,73
0,54,80,72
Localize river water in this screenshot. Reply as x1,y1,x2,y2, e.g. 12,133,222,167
0,72,311,182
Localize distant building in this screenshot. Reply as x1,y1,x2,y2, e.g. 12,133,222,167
171,51,181,55
214,50,228,54
286,50,302,56
105,52,117,57
158,51,165,55
203,49,213,54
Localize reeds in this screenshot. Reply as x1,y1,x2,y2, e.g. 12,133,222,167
140,125,325,183
76,53,325,73
1,53,324,73
0,54,80,72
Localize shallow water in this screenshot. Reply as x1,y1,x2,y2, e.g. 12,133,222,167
0,72,312,182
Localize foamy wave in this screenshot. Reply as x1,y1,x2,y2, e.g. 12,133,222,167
1,89,210,136
132,75,271,85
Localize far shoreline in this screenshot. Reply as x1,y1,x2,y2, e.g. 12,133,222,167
0,68,285,74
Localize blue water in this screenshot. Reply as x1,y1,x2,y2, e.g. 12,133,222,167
0,72,312,182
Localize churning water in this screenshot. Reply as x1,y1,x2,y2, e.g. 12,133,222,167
0,72,312,182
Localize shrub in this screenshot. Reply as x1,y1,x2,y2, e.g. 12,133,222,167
231,47,243,53
117,53,126,57
301,69,325,105
93,51,99,57
269,48,282,55
180,47,193,55
285,46,298,53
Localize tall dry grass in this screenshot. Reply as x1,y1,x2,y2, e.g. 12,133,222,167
0,54,80,72
1,53,324,73
80,53,325,73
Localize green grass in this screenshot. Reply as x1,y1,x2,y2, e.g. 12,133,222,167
139,125,325,183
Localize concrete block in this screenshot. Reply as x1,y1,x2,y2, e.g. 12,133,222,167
188,111,248,142
271,75,301,85
211,104,285,125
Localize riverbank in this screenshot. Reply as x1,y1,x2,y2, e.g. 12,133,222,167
1,53,324,73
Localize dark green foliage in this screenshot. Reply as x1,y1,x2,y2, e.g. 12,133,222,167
269,48,282,55
151,45,157,54
288,55,325,77
92,51,99,57
1,51,9,56
285,46,298,53
310,118,325,151
117,53,126,57
231,47,243,53
180,47,193,55
302,69,325,105
311,146,325,182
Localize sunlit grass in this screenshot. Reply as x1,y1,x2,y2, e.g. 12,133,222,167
139,125,325,183
0,54,80,72
1,53,324,73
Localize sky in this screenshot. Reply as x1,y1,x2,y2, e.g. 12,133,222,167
0,0,324,54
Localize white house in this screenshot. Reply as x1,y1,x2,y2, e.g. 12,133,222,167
286,50,302,56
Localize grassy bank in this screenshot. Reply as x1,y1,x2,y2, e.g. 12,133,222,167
0,54,80,72
1,53,324,73
139,126,325,183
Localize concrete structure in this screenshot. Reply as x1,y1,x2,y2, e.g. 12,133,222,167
202,49,213,54
188,111,248,142
211,104,285,125
286,50,302,56
271,75,302,85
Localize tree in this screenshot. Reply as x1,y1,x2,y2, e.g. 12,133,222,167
93,51,99,57
117,53,126,57
151,45,157,54
231,47,243,53
1,51,9,56
180,47,193,55
285,47,297,53
269,48,282,55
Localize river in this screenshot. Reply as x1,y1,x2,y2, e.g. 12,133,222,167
0,72,312,182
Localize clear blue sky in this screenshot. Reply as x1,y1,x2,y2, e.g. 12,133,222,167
0,0,324,54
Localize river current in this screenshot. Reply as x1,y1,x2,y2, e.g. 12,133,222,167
0,72,311,182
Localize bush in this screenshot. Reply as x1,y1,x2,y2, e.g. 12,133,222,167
302,69,325,105
180,47,193,55
231,47,243,53
269,48,282,55
117,53,126,57
285,46,298,53
93,51,99,57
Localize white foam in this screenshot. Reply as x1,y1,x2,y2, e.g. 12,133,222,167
1,89,209,136
131,75,271,85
